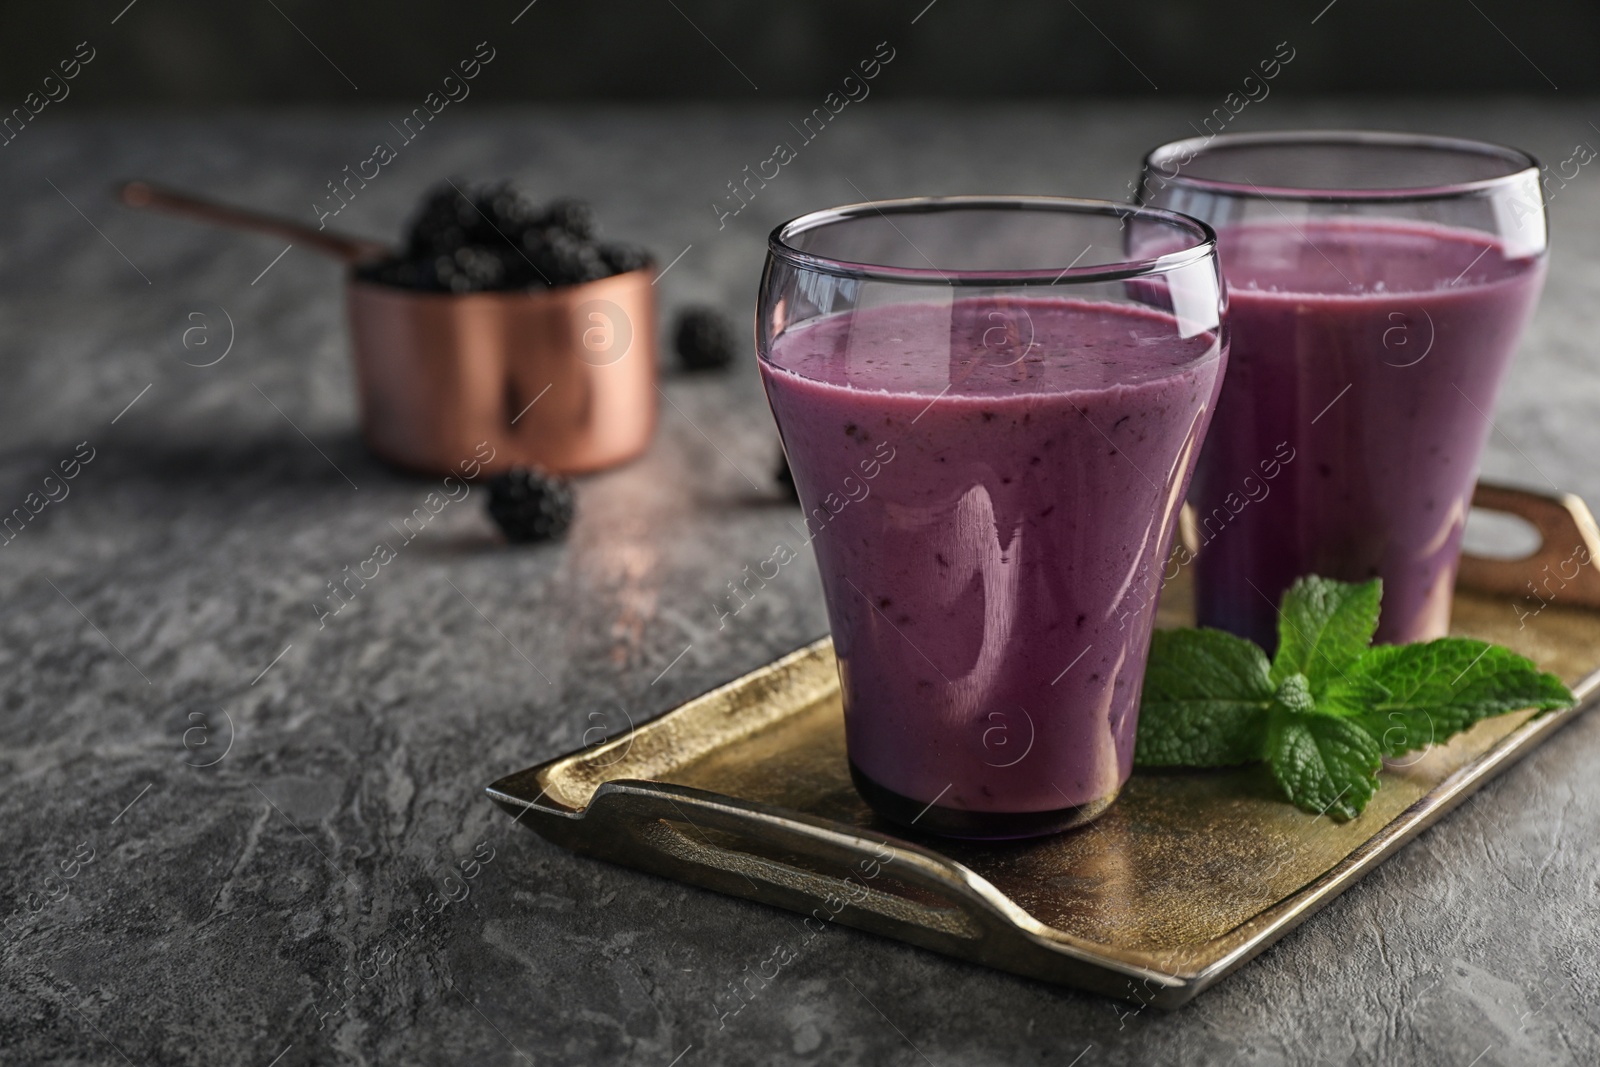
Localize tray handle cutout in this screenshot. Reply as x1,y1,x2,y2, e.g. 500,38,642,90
502,777,1184,990
493,777,1193,1001
587,782,1008,941
1457,483,1600,609
575,782,1184,994
643,821,981,940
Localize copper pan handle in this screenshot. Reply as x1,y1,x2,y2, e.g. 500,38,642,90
118,180,392,265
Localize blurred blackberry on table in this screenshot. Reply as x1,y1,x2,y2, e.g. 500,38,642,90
673,306,738,371
485,467,576,543
358,180,651,294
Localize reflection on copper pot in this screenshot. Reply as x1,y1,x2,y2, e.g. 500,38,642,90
347,270,656,475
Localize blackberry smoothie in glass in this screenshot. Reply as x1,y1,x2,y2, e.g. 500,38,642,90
757,198,1227,838
1139,132,1549,647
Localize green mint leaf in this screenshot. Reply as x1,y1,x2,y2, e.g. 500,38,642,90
1272,672,1317,715
1331,638,1574,758
1265,688,1381,821
1132,572,1574,823
1270,576,1382,694
1134,628,1275,767
1315,671,1392,720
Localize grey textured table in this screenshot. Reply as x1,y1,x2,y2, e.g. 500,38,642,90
3,100,1599,1067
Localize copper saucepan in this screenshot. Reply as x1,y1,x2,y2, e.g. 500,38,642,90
120,181,657,477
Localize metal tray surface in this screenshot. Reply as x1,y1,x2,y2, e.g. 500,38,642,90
487,483,1600,1007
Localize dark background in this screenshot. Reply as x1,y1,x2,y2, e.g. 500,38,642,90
2,0,1594,103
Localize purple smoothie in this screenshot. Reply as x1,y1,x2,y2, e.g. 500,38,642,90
1192,219,1545,647
760,297,1223,832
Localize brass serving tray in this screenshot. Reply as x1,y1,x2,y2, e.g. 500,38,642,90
487,483,1600,1007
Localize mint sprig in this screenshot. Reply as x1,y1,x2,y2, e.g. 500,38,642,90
1135,575,1574,820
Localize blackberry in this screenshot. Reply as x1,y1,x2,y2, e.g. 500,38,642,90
358,255,444,291
542,198,597,241
404,181,481,258
673,306,738,371
374,182,646,293
525,228,609,286
433,246,507,293
479,181,542,237
486,467,576,543
599,242,652,275
495,246,549,291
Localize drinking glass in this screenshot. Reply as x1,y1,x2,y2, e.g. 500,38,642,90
1138,131,1548,647
757,196,1227,838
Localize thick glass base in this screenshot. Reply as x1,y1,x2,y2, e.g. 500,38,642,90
849,760,1118,841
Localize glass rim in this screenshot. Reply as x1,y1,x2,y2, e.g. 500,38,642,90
1140,129,1542,204
767,195,1218,287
